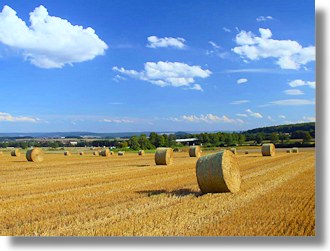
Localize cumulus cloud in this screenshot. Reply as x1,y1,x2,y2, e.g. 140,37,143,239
246,109,263,118
0,5,108,68
288,79,315,88
232,28,315,69
237,78,248,84
171,114,243,124
147,36,186,49
0,112,39,122
230,100,250,105
113,61,211,91
269,99,315,106
284,89,304,95
256,16,273,22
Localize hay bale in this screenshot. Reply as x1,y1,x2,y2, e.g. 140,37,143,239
118,151,125,156
138,150,145,156
286,149,292,153
11,149,20,157
64,151,71,156
155,147,173,165
245,150,249,154
292,147,299,153
230,148,237,155
79,151,84,156
261,143,275,156
100,149,111,157
0,151,3,155
196,150,241,194
189,146,201,158
93,151,99,156
26,148,44,162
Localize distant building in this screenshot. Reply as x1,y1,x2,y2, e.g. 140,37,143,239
175,138,198,145
70,141,78,146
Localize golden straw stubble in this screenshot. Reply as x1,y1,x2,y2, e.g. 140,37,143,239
155,147,173,165
26,148,44,162
189,146,201,157
64,151,71,156
93,151,100,156
196,150,241,194
261,143,276,156
11,149,20,157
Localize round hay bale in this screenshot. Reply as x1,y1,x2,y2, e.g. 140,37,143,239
138,150,145,156
286,149,292,153
292,147,299,153
230,148,237,155
79,151,84,156
261,143,275,156
64,151,71,156
118,151,125,156
189,146,201,158
93,151,99,156
100,149,111,157
245,150,249,154
0,151,3,155
155,147,173,165
11,149,20,157
26,148,44,162
196,150,241,194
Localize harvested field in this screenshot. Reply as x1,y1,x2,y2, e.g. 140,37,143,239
0,149,315,236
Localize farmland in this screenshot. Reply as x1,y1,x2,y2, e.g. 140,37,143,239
0,148,315,236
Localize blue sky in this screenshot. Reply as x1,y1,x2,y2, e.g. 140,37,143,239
0,0,315,132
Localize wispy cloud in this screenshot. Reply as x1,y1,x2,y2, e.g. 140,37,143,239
0,112,39,122
113,61,211,91
232,28,315,70
278,115,286,119
284,89,304,95
113,75,127,82
147,36,186,49
256,16,274,22
223,68,279,73
101,118,133,123
230,100,250,105
269,99,315,106
246,109,263,118
171,114,244,124
223,27,231,33
0,5,108,68
206,41,228,59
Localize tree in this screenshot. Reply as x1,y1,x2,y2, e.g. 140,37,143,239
128,136,140,150
155,134,165,147
224,134,233,146
255,133,263,144
270,132,279,144
238,134,246,145
138,134,153,149
279,133,289,144
302,131,312,143
149,132,158,147
119,141,128,148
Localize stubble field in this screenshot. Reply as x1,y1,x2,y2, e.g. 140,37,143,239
0,148,315,236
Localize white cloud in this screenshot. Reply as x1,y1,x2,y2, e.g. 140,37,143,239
0,5,108,68
267,115,275,121
113,61,211,91
246,109,263,118
284,89,304,95
269,99,315,106
172,114,243,124
301,116,315,122
288,79,315,88
0,112,39,122
278,115,286,119
237,78,248,84
232,28,315,69
223,27,231,33
230,100,250,105
101,118,133,123
206,41,228,59
256,16,273,22
113,75,126,82
147,36,186,49
236,113,248,117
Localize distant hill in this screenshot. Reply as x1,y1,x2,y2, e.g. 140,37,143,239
243,122,315,134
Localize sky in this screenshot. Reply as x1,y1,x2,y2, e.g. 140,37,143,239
0,0,315,133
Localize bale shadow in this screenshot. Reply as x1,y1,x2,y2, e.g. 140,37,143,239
137,188,202,198
136,164,151,167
